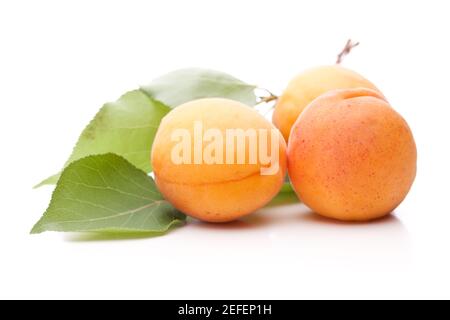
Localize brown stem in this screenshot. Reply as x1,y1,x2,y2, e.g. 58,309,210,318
336,39,360,64
256,89,278,105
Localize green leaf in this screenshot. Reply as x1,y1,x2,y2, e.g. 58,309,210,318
141,68,257,107
35,90,170,187
35,173,60,187
31,154,186,235
265,182,300,207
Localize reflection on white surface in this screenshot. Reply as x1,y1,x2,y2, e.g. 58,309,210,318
183,203,411,269
64,202,411,273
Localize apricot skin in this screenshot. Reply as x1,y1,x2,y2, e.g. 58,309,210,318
273,65,379,141
287,88,417,221
151,98,287,223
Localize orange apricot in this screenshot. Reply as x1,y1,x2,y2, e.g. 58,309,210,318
287,88,416,221
151,98,287,222
273,65,379,141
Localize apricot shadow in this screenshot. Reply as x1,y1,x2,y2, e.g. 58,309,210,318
190,213,275,231
298,210,404,226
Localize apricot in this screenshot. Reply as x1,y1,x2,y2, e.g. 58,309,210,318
273,65,379,141
288,88,416,221
151,98,287,222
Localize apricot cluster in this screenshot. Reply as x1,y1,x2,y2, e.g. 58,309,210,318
152,66,416,222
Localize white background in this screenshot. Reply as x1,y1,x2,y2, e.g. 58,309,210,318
1,0,449,299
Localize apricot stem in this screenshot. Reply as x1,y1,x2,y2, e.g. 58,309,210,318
256,88,278,105
336,39,360,64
